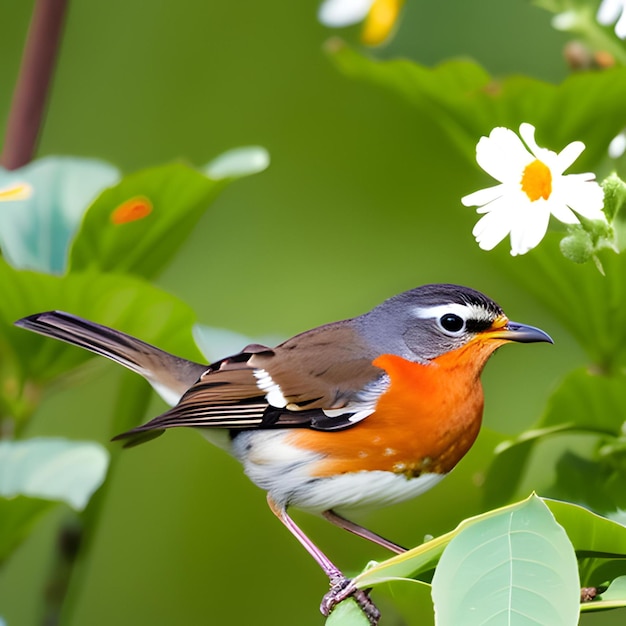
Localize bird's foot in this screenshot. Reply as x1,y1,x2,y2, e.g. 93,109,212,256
320,577,380,625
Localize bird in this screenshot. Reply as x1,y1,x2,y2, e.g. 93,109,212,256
15,283,552,623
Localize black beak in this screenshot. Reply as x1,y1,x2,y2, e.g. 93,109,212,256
494,321,553,344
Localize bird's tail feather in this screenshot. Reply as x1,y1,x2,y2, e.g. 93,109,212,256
15,311,206,405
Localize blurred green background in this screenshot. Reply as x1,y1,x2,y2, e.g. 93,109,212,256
0,0,615,624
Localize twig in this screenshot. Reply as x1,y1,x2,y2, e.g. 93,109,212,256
1,0,69,170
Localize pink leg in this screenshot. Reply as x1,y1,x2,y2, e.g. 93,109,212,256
267,495,381,624
323,509,407,554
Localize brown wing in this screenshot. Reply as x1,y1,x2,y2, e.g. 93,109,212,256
114,320,385,446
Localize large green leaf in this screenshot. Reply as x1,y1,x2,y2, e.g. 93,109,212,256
325,598,371,626
0,157,120,274
351,497,536,589
340,498,626,623
0,495,55,564
68,162,228,279
328,42,626,170
351,497,626,588
483,367,626,508
0,438,109,510
431,495,579,626
0,438,110,563
546,499,626,560
0,259,201,421
490,236,626,370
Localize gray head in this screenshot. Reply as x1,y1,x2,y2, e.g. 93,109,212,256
356,284,550,362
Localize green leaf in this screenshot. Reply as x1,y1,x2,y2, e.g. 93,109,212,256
325,597,372,626
505,367,626,442
68,162,228,279
0,438,109,563
0,438,109,510
204,146,270,179
352,496,536,589
580,576,626,612
483,367,626,507
551,451,626,514
372,579,433,626
0,495,56,563
490,236,626,369
545,499,626,558
192,325,258,363
327,498,626,623
0,157,120,274
192,324,282,363
431,495,579,626
328,42,626,169
0,259,200,421
351,496,626,589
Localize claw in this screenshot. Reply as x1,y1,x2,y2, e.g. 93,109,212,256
320,578,381,625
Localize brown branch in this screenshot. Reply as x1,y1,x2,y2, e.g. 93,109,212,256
1,0,69,170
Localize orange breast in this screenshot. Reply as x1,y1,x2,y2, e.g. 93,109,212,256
287,343,495,478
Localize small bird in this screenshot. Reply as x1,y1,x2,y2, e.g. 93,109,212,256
16,284,552,623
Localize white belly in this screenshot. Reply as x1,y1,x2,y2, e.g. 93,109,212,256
231,430,446,513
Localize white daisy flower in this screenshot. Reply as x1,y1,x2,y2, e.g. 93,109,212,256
318,0,403,46
461,123,605,256
598,0,626,39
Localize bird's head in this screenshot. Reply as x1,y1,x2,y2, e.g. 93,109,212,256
358,283,552,364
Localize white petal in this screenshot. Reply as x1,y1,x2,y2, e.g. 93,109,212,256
475,127,533,184
509,203,551,256
519,123,558,165
609,132,626,159
318,0,373,26
598,0,623,25
545,198,580,224
552,11,578,31
554,140,585,174
558,175,606,220
519,123,540,155
471,200,514,251
616,9,626,37
461,183,505,208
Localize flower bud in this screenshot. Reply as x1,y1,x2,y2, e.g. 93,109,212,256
601,172,626,222
560,229,593,263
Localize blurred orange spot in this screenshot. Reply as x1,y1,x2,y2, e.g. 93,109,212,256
111,196,153,224
594,50,616,68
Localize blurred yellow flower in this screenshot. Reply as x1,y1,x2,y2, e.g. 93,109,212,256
318,0,404,46
462,123,605,256
0,182,32,201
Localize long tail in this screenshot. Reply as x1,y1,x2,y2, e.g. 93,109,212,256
15,311,207,406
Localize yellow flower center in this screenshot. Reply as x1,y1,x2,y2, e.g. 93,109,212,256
361,0,403,46
520,159,552,202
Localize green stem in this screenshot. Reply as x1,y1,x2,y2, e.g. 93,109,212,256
1,0,69,170
57,372,153,625
39,513,82,626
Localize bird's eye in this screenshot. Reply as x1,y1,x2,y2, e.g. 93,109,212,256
439,313,465,334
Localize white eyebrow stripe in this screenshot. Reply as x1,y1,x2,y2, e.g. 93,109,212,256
413,303,471,319
412,303,493,322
